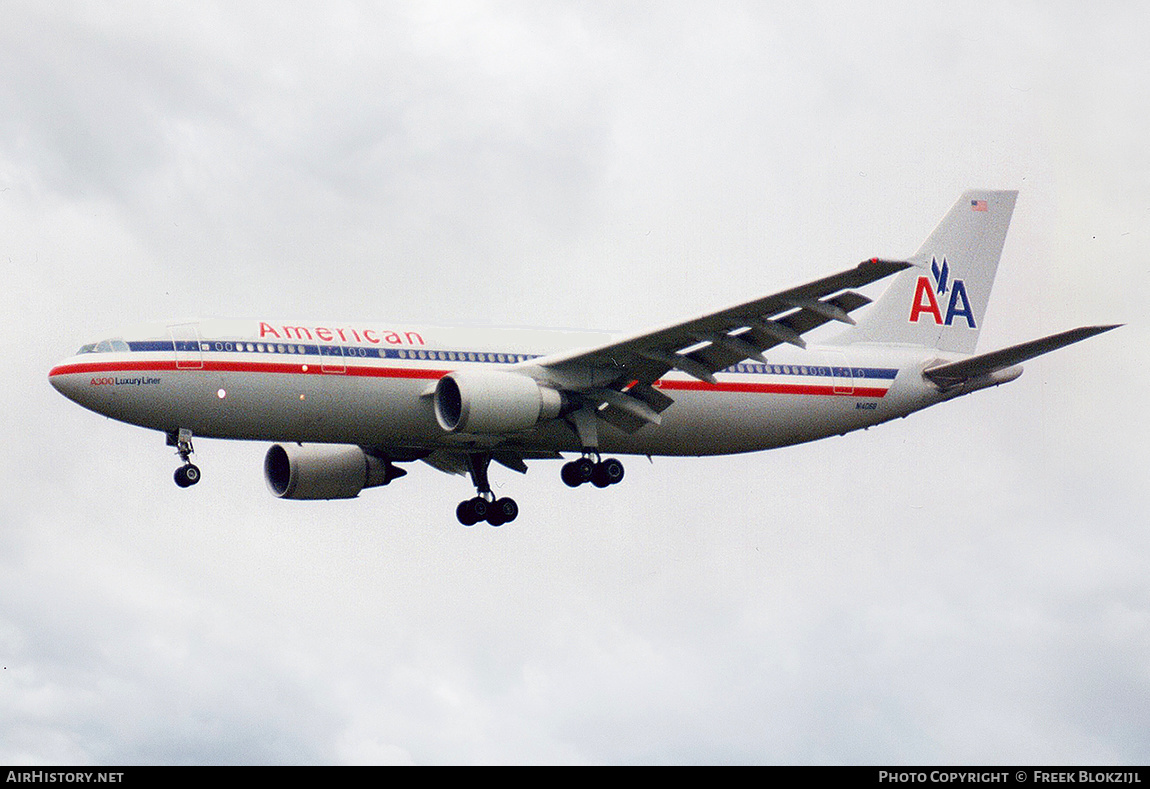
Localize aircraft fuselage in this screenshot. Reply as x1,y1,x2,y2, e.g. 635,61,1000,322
49,318,950,457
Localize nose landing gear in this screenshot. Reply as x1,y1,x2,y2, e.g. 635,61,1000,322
167,428,201,488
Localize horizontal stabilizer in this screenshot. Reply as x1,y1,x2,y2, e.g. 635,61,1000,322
923,324,1121,389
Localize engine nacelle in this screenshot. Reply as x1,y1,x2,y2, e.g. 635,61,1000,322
434,370,564,434
264,443,402,500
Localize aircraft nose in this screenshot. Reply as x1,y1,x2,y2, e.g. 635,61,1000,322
49,363,84,403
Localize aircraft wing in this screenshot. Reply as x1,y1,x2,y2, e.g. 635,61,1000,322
521,258,911,432
923,324,1121,389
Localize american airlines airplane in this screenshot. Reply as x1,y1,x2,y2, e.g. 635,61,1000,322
49,191,1117,526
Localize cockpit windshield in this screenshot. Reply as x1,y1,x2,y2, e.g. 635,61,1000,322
77,338,130,354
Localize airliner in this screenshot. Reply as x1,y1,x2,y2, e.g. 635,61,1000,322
49,191,1118,525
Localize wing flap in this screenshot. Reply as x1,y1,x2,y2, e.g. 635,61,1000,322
421,447,562,477
634,289,881,384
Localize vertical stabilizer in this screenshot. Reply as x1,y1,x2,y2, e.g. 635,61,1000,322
837,190,1017,353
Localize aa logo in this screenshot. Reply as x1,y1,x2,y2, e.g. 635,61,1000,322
909,257,976,328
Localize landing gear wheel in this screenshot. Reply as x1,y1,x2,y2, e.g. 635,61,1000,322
562,458,596,487
455,503,473,529
456,496,490,526
592,458,625,488
469,496,489,522
456,453,522,526
457,499,478,526
174,464,201,488
564,457,623,488
487,497,519,527
169,430,199,489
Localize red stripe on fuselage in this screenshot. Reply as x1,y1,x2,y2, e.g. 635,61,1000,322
51,360,179,376
50,360,890,397
657,380,889,398
49,360,450,379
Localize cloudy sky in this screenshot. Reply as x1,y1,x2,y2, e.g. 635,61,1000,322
2,0,1147,765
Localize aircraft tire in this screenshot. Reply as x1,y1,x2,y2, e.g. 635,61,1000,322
488,497,518,526
561,461,582,487
469,496,489,522
603,458,624,484
456,499,479,526
574,458,595,484
592,458,624,487
174,464,200,488
562,458,596,487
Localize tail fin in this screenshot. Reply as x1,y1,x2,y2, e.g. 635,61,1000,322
838,190,1017,353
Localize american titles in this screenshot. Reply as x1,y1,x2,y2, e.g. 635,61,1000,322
259,322,425,346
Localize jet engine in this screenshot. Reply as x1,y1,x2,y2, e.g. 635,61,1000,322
264,443,404,500
434,370,564,434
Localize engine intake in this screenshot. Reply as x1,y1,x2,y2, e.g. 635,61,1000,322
434,370,563,434
264,443,403,500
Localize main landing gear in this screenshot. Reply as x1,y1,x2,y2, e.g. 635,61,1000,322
560,408,625,489
456,452,519,527
561,455,625,489
167,428,201,488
